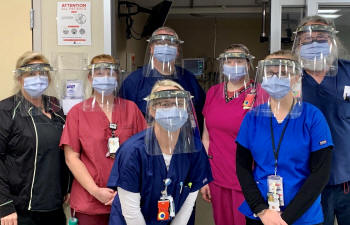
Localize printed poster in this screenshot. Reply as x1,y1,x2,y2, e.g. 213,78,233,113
57,2,91,45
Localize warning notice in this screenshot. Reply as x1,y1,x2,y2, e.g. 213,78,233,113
57,2,91,45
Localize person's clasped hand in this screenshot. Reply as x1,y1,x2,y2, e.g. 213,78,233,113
92,187,117,206
1,212,18,225
259,209,288,225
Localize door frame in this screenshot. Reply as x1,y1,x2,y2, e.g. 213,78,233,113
270,0,350,53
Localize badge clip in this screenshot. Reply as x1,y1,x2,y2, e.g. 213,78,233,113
157,178,175,221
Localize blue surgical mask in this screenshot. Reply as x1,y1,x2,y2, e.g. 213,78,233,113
23,75,49,98
261,75,290,99
300,42,330,60
153,45,177,62
155,107,188,132
92,76,117,95
223,64,247,81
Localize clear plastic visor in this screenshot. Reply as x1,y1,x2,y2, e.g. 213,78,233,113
143,34,183,77
15,63,53,77
253,59,303,118
292,24,338,75
145,90,201,155
83,62,120,112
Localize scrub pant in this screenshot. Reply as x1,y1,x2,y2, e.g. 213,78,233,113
209,182,245,225
245,217,323,225
322,182,350,225
71,210,109,225
17,208,66,225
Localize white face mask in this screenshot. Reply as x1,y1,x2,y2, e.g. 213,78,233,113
153,45,178,62
23,75,49,98
92,76,118,95
155,107,188,132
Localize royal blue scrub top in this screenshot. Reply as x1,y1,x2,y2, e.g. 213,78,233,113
119,66,205,132
302,59,350,185
107,129,212,225
236,102,333,225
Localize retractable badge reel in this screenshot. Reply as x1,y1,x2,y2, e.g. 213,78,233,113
157,178,175,221
69,210,78,225
106,123,120,158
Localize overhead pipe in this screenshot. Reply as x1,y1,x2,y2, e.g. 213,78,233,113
260,0,269,42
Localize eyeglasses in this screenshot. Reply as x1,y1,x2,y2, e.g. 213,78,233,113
93,69,118,77
152,99,186,109
23,71,50,77
224,58,247,64
264,67,293,78
299,31,331,45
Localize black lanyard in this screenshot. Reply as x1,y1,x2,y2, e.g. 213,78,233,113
224,82,253,103
270,100,294,175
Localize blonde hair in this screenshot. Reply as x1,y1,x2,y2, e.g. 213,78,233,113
150,79,184,94
15,51,49,75
90,54,117,64
266,50,298,62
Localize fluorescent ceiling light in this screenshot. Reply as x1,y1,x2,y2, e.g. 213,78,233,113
318,14,341,19
317,9,339,14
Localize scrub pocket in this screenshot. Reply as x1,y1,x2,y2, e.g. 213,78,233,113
339,100,350,120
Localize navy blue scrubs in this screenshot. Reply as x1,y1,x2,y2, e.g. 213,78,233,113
107,129,212,225
119,66,205,132
302,59,350,225
302,59,350,185
236,102,333,225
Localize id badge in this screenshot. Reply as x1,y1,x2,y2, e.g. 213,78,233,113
157,195,175,221
243,93,256,109
343,86,350,101
157,199,170,221
106,137,119,158
267,175,284,211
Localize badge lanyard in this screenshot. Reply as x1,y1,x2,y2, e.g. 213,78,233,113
269,99,294,175
267,99,294,211
106,123,120,158
224,81,254,103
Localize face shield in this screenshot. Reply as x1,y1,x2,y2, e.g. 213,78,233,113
143,34,184,77
14,63,62,117
216,52,255,99
83,62,120,112
144,90,201,155
292,24,338,75
253,58,303,118
16,63,52,98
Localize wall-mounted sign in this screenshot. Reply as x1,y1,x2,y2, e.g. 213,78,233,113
57,2,91,45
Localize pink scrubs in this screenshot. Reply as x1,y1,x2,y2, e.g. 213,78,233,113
60,97,146,224
203,82,255,225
